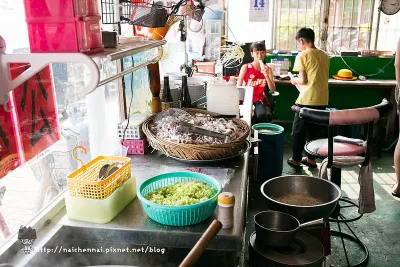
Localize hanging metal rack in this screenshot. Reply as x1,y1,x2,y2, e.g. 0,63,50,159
91,36,166,86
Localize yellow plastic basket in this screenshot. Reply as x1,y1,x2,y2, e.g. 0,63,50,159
67,151,131,200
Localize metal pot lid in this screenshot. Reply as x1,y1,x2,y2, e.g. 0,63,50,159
248,231,324,267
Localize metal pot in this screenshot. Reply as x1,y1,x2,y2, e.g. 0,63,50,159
254,211,323,247
261,175,341,223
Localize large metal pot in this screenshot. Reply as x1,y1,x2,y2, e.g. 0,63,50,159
261,175,341,223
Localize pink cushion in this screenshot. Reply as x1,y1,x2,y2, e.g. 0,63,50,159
329,108,379,126
317,143,365,157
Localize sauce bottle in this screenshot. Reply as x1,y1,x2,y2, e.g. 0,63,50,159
179,74,192,108
218,192,235,229
161,75,173,110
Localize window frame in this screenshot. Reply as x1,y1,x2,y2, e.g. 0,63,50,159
273,0,397,54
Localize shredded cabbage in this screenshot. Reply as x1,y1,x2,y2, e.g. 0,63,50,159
145,181,217,206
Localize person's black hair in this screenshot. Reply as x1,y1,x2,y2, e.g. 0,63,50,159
250,41,266,52
296,28,315,43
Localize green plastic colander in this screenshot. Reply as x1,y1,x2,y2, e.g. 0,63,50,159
137,172,222,226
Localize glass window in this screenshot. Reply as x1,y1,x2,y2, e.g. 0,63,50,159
274,0,399,53
0,0,124,248
327,0,374,53
275,0,322,51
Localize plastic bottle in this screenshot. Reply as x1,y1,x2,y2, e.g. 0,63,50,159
218,192,235,228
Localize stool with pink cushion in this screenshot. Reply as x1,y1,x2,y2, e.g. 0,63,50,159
292,99,393,266
293,99,392,198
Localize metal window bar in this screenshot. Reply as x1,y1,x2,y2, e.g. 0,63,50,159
276,0,322,51
349,0,354,47
275,0,375,53
327,0,374,53
339,0,345,51
101,0,135,25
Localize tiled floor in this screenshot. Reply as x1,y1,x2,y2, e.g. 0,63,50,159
1,134,399,267
244,140,400,267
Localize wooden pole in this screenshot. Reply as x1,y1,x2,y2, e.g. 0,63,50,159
179,220,222,267
147,62,161,113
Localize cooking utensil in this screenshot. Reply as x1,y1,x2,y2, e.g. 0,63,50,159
98,164,110,180
254,211,323,247
104,162,119,178
179,220,222,267
97,163,121,181
261,175,341,223
211,114,236,119
177,122,231,143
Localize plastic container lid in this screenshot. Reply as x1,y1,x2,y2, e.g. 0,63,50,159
218,192,235,205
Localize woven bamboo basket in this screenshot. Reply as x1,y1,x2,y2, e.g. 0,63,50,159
142,108,250,160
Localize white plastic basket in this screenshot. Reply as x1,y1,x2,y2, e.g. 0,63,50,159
117,114,149,140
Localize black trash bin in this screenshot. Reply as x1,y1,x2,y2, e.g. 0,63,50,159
252,123,285,182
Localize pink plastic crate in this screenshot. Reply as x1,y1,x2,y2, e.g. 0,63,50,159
27,16,104,53
87,0,99,15
122,139,147,155
23,0,100,18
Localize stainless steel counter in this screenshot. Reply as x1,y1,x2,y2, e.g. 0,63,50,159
55,85,255,253
58,151,250,252
2,87,254,267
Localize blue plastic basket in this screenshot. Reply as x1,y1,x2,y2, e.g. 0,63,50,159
137,172,222,226
252,123,284,135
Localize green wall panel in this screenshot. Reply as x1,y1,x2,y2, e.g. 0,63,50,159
264,55,395,132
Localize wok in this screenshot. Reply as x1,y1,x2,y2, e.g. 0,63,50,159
261,175,341,223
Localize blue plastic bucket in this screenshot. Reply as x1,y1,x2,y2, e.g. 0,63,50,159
252,123,285,182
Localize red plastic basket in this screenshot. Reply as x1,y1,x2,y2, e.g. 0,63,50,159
27,16,104,53
121,139,147,155
23,0,100,18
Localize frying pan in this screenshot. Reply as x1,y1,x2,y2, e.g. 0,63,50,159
261,175,341,223
254,211,323,247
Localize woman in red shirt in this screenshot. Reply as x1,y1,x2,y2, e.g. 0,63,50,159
237,42,276,123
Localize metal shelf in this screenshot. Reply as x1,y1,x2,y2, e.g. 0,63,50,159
0,35,166,106
90,37,167,61
91,37,166,87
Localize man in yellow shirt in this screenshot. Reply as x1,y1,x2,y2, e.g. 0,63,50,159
287,28,330,169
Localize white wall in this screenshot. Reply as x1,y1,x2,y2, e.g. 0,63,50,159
0,0,29,52
226,0,274,48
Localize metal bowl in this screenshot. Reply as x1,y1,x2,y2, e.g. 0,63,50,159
261,175,341,223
